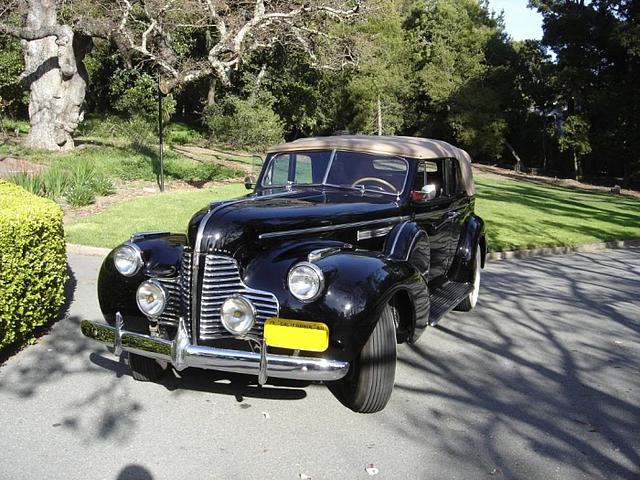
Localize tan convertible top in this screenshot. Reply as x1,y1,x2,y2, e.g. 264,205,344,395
268,135,476,196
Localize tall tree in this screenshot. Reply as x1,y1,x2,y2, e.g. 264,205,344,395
0,0,361,151
0,0,96,150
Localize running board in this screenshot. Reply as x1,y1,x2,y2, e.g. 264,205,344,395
429,281,473,326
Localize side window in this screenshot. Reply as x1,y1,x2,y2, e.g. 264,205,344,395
413,161,439,190
264,154,313,186
444,158,457,196
294,155,313,184
264,155,290,186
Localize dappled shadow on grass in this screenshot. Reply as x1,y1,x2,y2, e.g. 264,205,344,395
477,179,640,251
477,180,640,223
392,248,640,479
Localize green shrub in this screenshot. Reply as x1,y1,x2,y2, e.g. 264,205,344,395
205,92,284,151
0,180,66,351
91,174,115,196
41,164,69,200
7,171,43,196
66,183,96,207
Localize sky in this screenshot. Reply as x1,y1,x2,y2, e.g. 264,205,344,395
487,0,544,41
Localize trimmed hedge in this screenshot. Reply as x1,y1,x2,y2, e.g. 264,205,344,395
0,180,67,351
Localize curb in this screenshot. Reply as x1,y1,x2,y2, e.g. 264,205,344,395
67,238,640,261
66,243,112,258
486,239,640,262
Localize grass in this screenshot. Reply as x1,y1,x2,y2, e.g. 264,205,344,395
65,183,247,247
1,115,243,184
475,176,640,251
0,142,241,183
65,175,640,251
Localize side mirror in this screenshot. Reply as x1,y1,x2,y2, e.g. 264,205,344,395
411,184,437,203
244,176,256,190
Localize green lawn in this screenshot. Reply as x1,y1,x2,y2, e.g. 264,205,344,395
475,176,640,251
65,176,640,251
65,183,247,248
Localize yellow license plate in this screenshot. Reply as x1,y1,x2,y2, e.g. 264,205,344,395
264,318,329,352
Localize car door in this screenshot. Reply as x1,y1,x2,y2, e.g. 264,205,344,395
412,159,457,281
443,158,469,271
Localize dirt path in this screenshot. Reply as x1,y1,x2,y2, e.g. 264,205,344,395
474,164,640,199
171,145,261,175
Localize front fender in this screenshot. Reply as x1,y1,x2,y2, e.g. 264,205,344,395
241,243,427,362
97,233,187,332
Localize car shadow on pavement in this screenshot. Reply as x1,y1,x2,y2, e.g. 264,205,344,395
394,250,640,480
89,349,309,401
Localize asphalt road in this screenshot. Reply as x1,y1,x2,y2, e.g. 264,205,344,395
1,248,639,480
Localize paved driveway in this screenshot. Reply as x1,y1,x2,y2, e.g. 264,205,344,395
1,249,639,480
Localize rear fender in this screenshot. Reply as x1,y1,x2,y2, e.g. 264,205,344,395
449,214,485,283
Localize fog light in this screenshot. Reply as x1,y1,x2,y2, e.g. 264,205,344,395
136,280,167,318
220,296,256,335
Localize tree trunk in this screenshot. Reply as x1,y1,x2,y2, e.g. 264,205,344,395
22,0,89,151
207,77,217,108
573,150,581,181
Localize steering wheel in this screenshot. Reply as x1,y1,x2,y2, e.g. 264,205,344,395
351,177,398,194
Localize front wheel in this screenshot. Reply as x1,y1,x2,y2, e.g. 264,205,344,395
455,244,482,312
331,303,397,413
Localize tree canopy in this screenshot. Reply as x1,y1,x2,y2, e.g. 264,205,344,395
1,0,638,186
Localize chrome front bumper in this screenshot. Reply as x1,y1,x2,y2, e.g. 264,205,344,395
80,315,349,384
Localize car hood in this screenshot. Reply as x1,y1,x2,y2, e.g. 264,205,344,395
187,188,404,253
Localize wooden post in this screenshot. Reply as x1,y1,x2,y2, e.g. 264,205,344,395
377,95,383,136
158,75,165,192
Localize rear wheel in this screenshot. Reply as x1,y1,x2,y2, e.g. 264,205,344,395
332,303,397,413
128,353,167,382
455,244,481,312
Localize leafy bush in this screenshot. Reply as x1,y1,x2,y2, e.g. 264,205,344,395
205,93,284,151
122,115,156,149
0,180,66,351
109,69,176,121
91,174,115,196
7,171,43,196
66,183,96,207
6,161,114,207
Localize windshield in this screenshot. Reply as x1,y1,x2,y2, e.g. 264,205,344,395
261,150,408,196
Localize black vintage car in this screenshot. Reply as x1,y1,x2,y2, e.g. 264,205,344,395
81,135,486,413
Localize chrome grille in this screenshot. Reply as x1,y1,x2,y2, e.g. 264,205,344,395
180,250,192,319
199,254,279,341
156,278,180,325
153,250,191,327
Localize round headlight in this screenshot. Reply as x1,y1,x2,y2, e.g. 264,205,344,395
220,296,256,335
288,262,324,302
136,280,167,318
114,244,143,277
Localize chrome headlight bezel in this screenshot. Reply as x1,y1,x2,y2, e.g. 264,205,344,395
287,261,325,302
220,295,256,336
136,279,167,319
113,242,143,277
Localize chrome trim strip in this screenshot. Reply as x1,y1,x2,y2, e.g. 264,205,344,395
130,231,171,242
357,225,394,241
308,247,342,263
80,317,349,382
258,215,411,240
388,221,409,256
